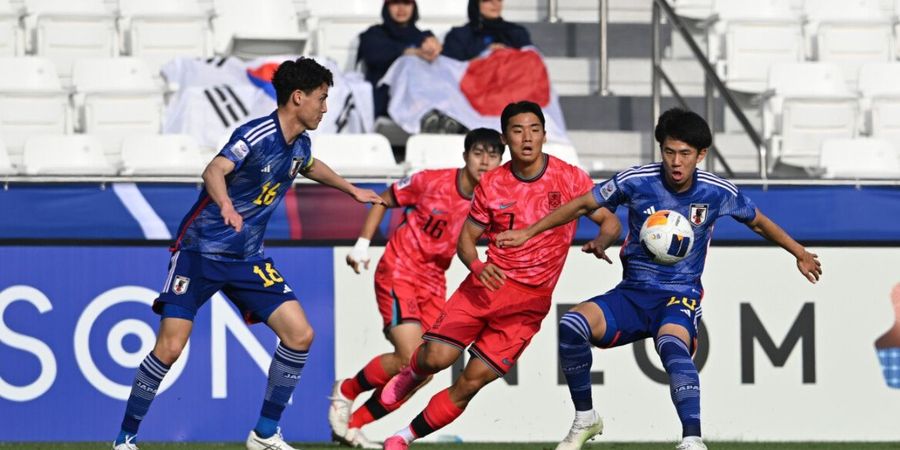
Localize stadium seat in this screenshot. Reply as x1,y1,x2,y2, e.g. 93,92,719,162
0,137,17,175
671,0,714,20
762,62,859,171
0,0,23,56
310,133,403,177
307,13,376,71
72,57,164,165
22,134,116,175
212,0,307,59
404,134,465,172
819,138,900,178
23,0,117,85
707,0,803,93
118,0,213,77
859,63,900,142
0,56,71,166
804,0,893,88
120,134,206,176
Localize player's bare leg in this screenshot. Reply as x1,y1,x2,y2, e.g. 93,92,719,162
656,323,705,450
556,302,605,450
331,323,426,448
383,357,499,449
247,301,314,450
381,339,461,405
114,317,192,449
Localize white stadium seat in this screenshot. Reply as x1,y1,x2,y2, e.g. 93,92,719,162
22,134,116,175
120,134,206,176
858,63,900,142
310,133,403,177
212,0,307,59
762,63,859,170
0,0,24,56
707,0,803,93
672,0,714,20
24,0,117,85
0,56,70,166
72,57,165,165
819,138,900,178
0,136,17,175
404,134,466,172
118,0,213,77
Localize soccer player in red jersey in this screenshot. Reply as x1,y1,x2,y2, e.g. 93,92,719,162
379,101,622,449
328,129,504,448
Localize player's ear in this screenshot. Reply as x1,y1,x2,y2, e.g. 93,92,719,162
697,147,708,163
292,89,303,106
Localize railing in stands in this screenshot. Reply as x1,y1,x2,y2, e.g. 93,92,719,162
651,0,767,179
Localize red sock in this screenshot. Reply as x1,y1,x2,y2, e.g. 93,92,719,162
409,389,464,438
341,355,391,400
348,387,406,429
409,346,432,378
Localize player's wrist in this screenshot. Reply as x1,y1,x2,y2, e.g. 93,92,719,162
469,259,486,276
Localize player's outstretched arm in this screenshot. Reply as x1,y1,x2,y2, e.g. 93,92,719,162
347,189,396,274
301,159,385,205
746,209,822,283
496,191,601,248
458,219,505,291
202,156,242,232
582,207,622,264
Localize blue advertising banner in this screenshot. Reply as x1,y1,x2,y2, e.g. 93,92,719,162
0,247,335,442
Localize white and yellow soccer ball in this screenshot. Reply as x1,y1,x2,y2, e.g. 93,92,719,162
639,210,694,265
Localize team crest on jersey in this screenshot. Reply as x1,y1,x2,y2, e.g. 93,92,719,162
172,276,190,295
548,191,562,209
289,157,304,178
689,203,709,226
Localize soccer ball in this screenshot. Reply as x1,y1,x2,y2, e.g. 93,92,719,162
639,210,694,265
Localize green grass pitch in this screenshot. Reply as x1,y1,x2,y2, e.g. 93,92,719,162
2,443,899,450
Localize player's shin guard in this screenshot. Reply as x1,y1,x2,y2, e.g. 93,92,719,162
342,355,391,400
118,352,171,442
657,334,701,437
255,342,309,439
348,387,403,429
559,312,595,411
408,389,464,440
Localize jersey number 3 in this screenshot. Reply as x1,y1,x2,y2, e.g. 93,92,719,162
253,182,282,206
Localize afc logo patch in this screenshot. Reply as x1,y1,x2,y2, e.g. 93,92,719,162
548,191,561,209
172,275,190,295
689,203,709,226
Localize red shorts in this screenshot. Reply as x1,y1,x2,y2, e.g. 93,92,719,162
423,273,552,375
374,253,446,332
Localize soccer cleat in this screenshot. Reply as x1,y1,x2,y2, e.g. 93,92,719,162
555,410,604,450
380,366,424,406
246,428,297,450
329,379,353,438
382,435,409,450
340,427,380,449
676,436,708,450
112,435,139,450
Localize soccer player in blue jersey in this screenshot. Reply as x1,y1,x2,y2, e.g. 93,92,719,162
496,108,822,450
111,58,383,450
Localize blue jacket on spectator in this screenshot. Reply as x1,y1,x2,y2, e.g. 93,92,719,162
358,1,433,117
442,0,532,61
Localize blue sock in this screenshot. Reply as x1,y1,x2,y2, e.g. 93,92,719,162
117,352,170,444
559,312,594,411
657,334,701,437
255,342,309,439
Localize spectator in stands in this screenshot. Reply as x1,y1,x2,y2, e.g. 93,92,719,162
443,0,533,61
358,0,442,118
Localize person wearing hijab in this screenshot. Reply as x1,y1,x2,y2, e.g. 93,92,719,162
442,0,533,61
358,0,442,117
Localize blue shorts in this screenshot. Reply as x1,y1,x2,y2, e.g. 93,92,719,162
586,283,703,352
153,250,297,324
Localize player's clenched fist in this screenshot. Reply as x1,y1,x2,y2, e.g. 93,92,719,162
495,229,529,248
221,205,243,232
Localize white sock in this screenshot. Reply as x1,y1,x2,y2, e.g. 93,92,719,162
396,426,416,443
683,436,703,443
575,409,596,423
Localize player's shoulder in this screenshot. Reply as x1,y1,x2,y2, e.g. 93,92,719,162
613,162,662,186
696,169,740,197
234,112,277,148
479,161,511,185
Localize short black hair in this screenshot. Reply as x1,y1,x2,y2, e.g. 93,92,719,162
464,128,504,156
500,101,545,134
654,108,712,151
272,58,334,106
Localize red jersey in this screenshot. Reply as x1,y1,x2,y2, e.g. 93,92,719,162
469,155,593,290
386,168,473,280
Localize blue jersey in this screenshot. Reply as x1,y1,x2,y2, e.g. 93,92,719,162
171,111,314,260
591,163,757,289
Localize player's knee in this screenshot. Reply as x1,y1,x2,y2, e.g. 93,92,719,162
154,340,186,365
282,326,314,350
420,343,457,371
